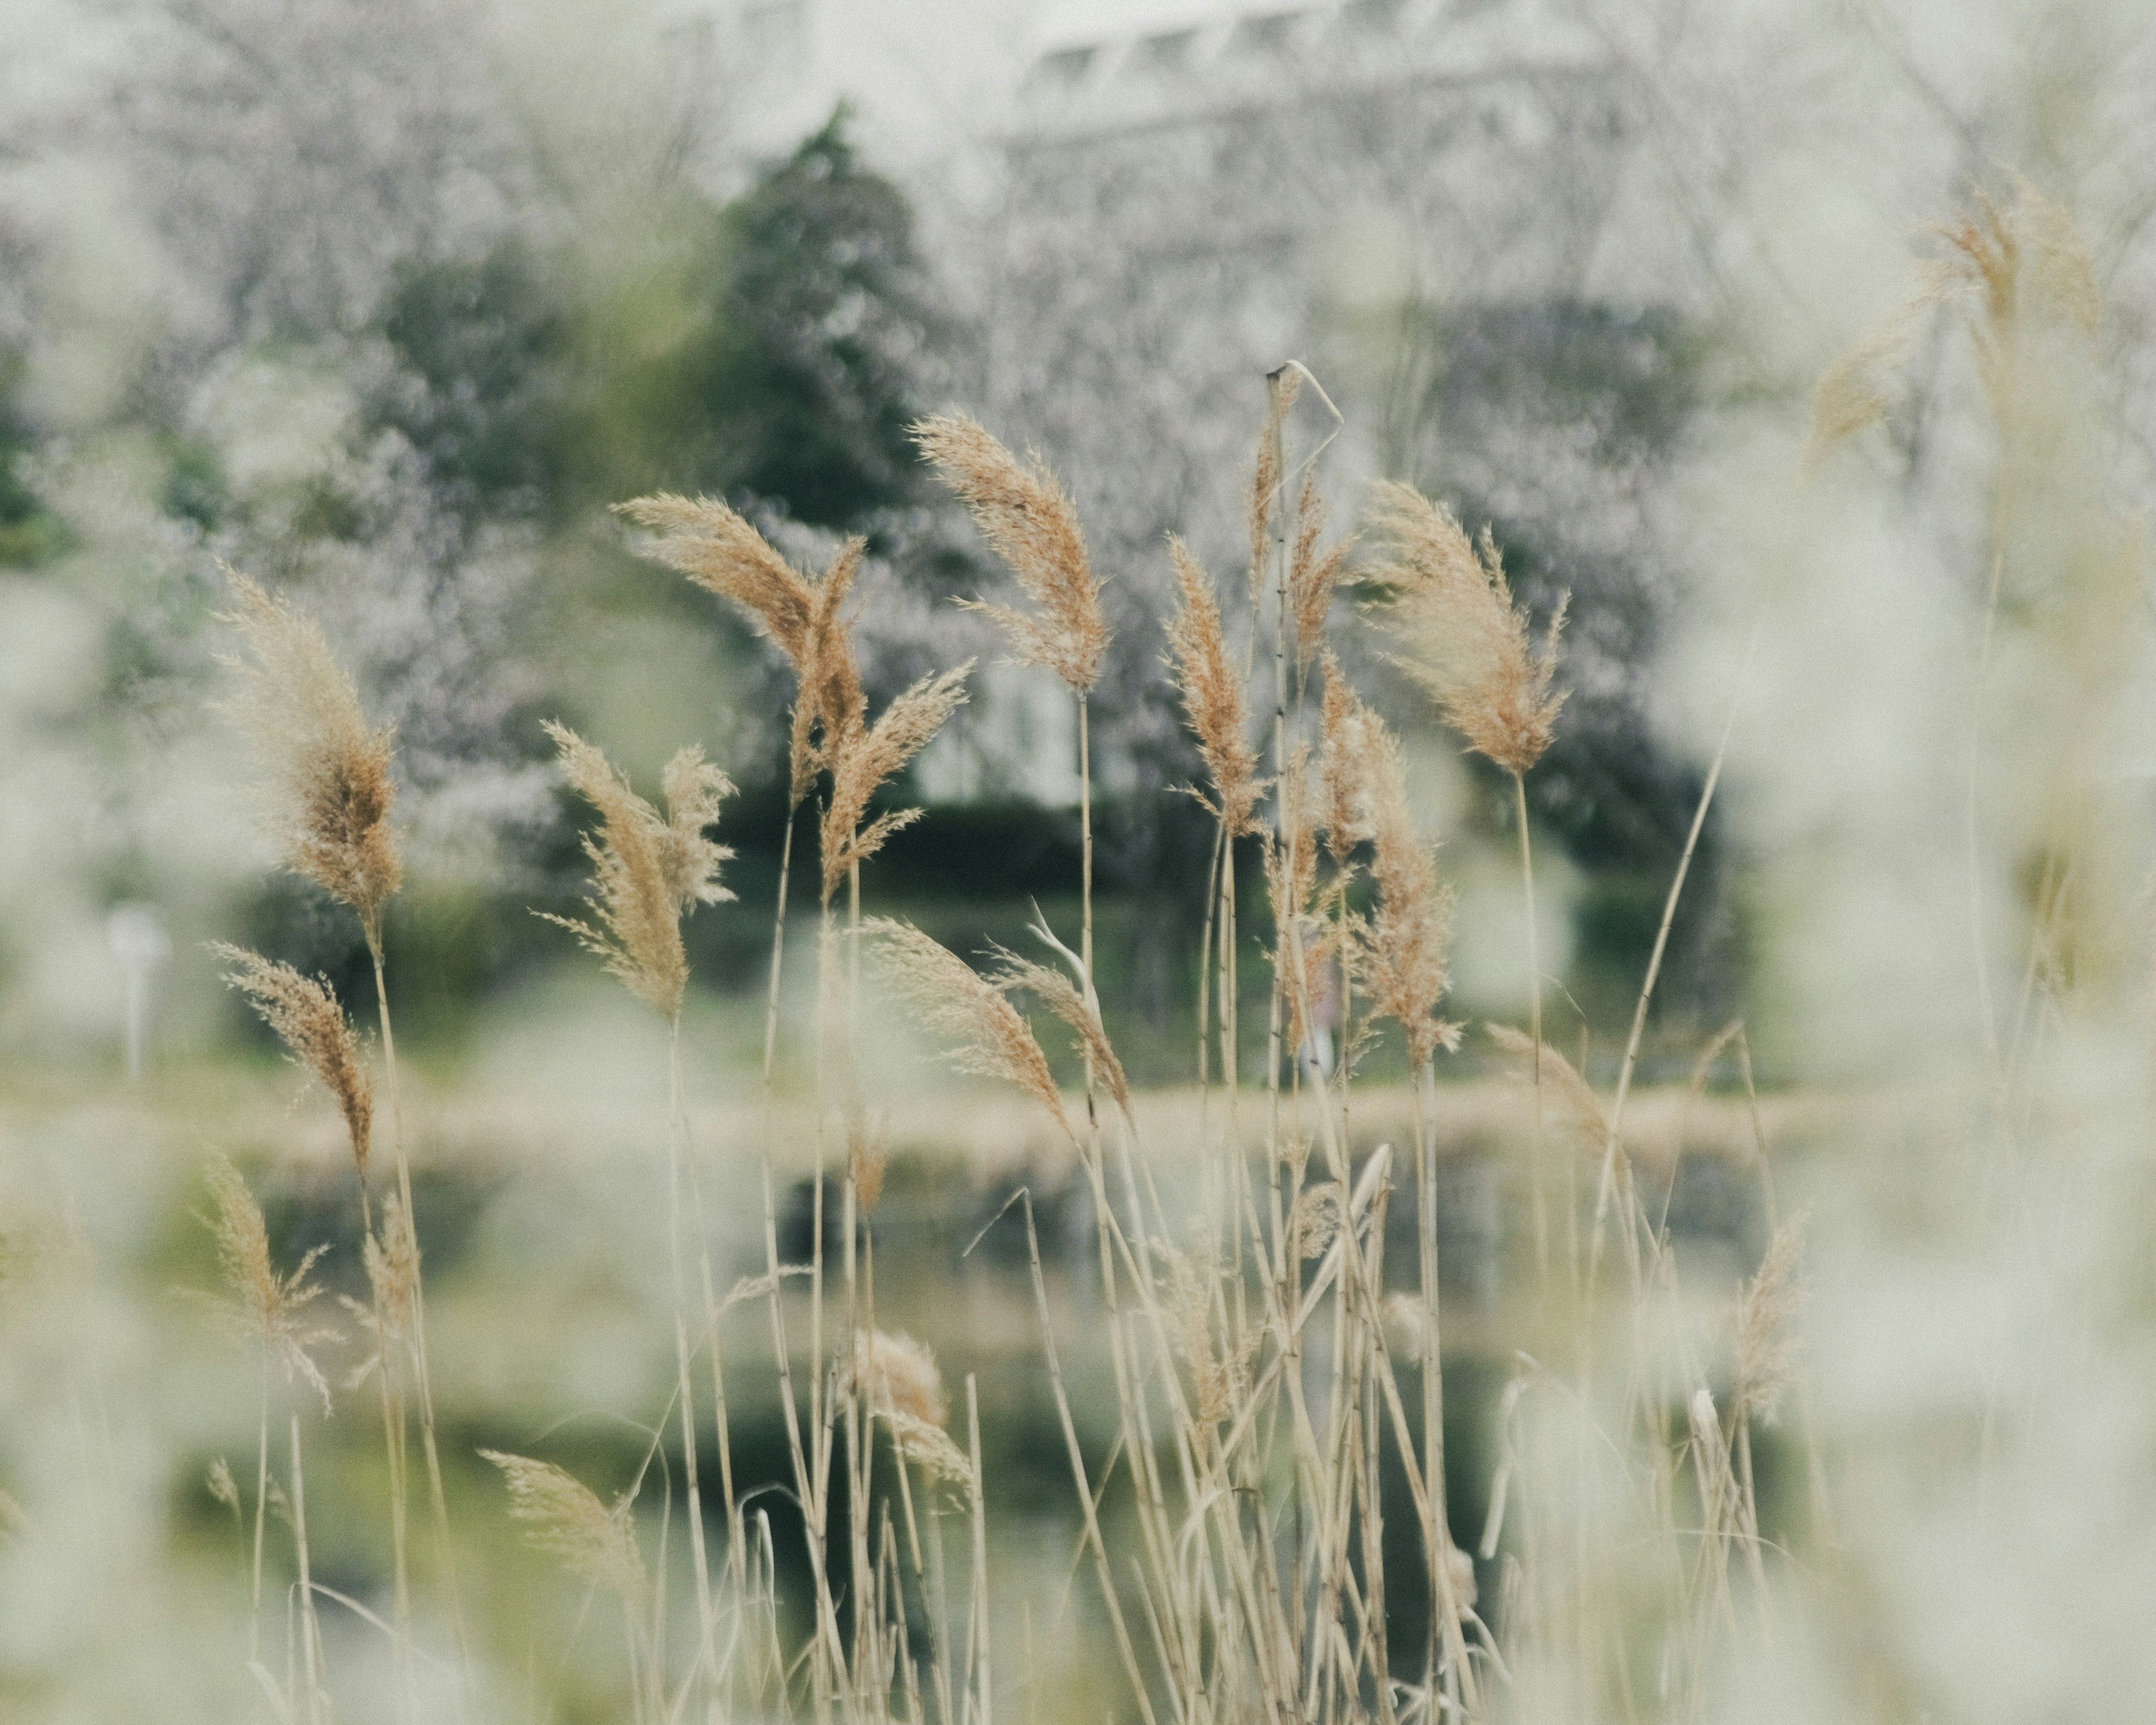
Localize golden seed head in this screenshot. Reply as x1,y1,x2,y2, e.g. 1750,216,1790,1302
481,1450,645,1601
212,944,373,1178
1733,1220,1804,1426
1289,473,1356,678
819,667,969,905
1368,483,1566,778
1353,710,1459,1067
616,495,867,809
1165,536,1262,836
540,724,734,1020
915,414,1108,695
848,1329,948,1425
985,946,1130,1119
865,919,1068,1135
220,572,403,941
200,1154,333,1409
1485,1023,1610,1156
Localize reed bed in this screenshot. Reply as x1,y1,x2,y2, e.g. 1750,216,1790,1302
118,184,2141,1724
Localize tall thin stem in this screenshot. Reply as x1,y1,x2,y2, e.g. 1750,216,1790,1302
290,1412,325,1724
1588,623,1758,1297
666,1018,721,1718
1513,770,1552,1294
368,942,470,1687
1079,693,1094,990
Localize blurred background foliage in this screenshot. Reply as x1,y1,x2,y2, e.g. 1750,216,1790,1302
12,0,2145,1089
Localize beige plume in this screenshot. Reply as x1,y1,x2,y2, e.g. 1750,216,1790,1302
1369,483,1566,778
915,414,1108,694
1166,536,1262,836
540,724,734,1019
212,945,373,1179
219,573,402,944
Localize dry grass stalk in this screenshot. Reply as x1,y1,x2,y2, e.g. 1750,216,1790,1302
220,572,403,943
1355,712,1460,1066
819,667,969,905
479,1450,645,1601
864,920,1068,1134
540,723,734,1018
1370,482,1567,777
1733,1219,1803,1425
1166,536,1262,834
914,414,1108,693
986,946,1131,1117
202,1154,333,1410
212,945,373,1178
1248,367,1300,601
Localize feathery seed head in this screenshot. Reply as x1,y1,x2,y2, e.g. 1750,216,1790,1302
1289,474,1356,679
614,494,814,662
1355,711,1459,1066
1166,537,1262,836
541,724,734,1019
1485,1024,1610,1157
1810,186,2099,463
364,1188,421,1344
846,1331,974,1484
212,945,373,1178
915,414,1108,693
481,1450,645,1601
848,1329,948,1424
220,573,402,942
1369,483,1567,777
865,919,1068,1134
820,666,969,904
1733,1220,1804,1425
616,495,867,808
200,1154,333,1410
1318,655,1376,869
986,946,1130,1119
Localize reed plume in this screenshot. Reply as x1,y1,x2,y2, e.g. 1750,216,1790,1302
819,668,970,905
201,1154,333,1410
219,572,403,946
847,1329,947,1424
1733,1219,1804,1425
360,1189,421,1352
986,946,1131,1117
540,724,734,1019
616,493,870,807
864,919,1067,1132
844,1331,976,1487
913,414,1108,693
1485,1023,1609,1152
1354,710,1460,1065
212,946,373,1178
1368,483,1566,777
479,1451,645,1601
1317,654,1374,866
1289,474,1355,682
1809,185,2098,463
1166,536,1262,834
